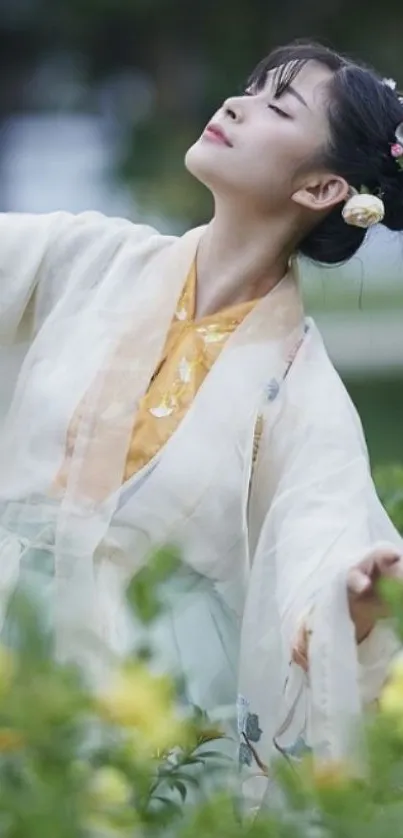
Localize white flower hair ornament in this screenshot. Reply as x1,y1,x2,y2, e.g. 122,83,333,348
342,188,385,229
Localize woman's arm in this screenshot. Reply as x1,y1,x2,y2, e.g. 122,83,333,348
0,210,146,344
292,545,402,670
0,211,77,343
240,330,402,795
273,396,401,729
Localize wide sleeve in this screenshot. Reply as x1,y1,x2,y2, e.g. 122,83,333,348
0,210,143,344
239,336,401,805
271,414,400,757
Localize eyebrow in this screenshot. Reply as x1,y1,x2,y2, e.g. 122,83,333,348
281,84,309,109
248,78,310,110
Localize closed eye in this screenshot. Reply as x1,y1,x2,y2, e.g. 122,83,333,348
269,104,291,118
243,89,291,118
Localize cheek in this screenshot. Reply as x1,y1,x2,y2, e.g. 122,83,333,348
236,137,293,193
242,127,315,189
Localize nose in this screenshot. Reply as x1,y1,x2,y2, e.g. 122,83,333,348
222,96,245,123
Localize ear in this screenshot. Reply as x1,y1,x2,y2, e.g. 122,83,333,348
291,173,349,213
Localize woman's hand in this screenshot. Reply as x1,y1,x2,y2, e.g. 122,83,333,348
347,545,403,643
292,545,403,671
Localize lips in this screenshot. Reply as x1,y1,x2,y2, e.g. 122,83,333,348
203,123,233,147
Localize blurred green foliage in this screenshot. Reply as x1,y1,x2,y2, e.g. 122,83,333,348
2,0,403,223
349,378,403,469
375,463,403,533
0,0,401,466
0,548,233,836
0,533,403,836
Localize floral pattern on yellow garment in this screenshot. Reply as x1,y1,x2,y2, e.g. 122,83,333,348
123,260,257,481
55,260,258,493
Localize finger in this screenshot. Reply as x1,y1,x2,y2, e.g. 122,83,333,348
357,546,401,577
379,553,400,566
291,622,310,672
369,552,401,580
292,645,309,672
367,545,402,564
347,568,372,596
376,554,403,577
352,551,402,588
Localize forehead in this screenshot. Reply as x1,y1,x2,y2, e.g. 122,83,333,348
261,60,334,107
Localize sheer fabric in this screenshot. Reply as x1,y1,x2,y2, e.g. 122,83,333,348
0,211,400,809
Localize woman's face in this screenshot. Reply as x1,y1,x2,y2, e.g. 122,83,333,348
185,61,334,213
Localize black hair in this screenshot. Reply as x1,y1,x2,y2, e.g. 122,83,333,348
248,41,403,264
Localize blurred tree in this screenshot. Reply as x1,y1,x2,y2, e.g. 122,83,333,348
1,0,403,221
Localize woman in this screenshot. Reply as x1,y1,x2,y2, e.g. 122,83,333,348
0,40,402,803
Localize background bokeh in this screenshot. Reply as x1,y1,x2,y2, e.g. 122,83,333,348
0,0,402,465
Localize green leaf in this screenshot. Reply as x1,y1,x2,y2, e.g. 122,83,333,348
125,545,182,624
379,577,403,641
126,574,163,624
150,795,183,815
3,588,52,664
150,545,182,582
170,779,188,800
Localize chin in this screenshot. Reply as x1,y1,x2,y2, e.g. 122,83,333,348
185,138,223,190
185,139,207,177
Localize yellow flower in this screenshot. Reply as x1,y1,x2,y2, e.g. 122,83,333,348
389,656,403,685
97,664,186,753
87,768,138,837
380,657,403,719
313,760,350,791
0,728,24,753
90,767,132,809
380,682,403,717
297,754,351,794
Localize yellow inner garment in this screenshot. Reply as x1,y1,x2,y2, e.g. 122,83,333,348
56,260,258,493
123,260,257,481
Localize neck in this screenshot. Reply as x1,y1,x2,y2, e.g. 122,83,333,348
195,201,299,318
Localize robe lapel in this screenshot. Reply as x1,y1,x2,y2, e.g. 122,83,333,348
114,269,305,579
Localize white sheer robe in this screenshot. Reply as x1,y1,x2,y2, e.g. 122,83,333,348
0,211,400,806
